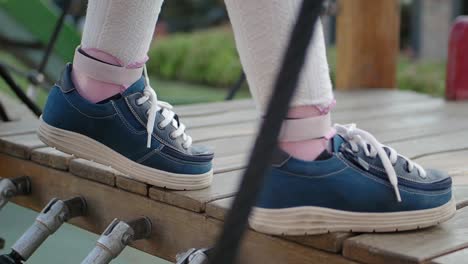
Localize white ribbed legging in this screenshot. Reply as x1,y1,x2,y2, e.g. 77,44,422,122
81,0,334,111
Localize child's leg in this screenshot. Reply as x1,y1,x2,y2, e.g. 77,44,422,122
225,0,455,235
73,0,163,103
38,0,214,190
225,0,334,161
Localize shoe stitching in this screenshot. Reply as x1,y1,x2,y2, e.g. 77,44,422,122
366,162,442,184
151,149,211,166
273,166,349,179
342,145,442,184
111,101,145,135
338,154,450,196
61,90,116,119
136,148,160,163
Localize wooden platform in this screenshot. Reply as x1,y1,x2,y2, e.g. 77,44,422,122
1,90,468,263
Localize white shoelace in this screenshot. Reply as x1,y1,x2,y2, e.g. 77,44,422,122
137,65,192,149
334,124,427,202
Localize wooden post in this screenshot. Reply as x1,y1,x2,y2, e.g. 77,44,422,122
336,0,400,90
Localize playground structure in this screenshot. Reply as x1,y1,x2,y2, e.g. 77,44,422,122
1,0,468,263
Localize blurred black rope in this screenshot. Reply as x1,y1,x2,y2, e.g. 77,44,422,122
208,0,325,263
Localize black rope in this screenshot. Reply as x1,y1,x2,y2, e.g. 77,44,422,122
37,0,72,73
0,36,44,50
209,1,325,263
0,100,10,122
225,72,246,101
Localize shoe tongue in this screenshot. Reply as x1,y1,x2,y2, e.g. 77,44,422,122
331,134,346,153
122,77,146,96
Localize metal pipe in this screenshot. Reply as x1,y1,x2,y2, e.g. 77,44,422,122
0,196,87,263
0,177,31,211
81,217,152,264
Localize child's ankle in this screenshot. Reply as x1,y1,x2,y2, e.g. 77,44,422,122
71,48,147,103
279,104,334,161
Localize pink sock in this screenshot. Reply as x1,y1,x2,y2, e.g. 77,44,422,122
71,49,147,103
279,102,335,161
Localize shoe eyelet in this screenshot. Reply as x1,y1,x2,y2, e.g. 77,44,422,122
403,162,411,172
157,123,165,130
169,133,177,140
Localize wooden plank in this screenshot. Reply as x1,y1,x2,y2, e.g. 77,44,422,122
190,122,256,143
237,230,358,264
189,100,466,146
69,158,116,187
334,90,433,110
198,102,462,162
196,117,468,183
367,117,468,144
390,130,468,159
184,90,447,145
0,154,355,264
453,186,468,210
430,248,468,264
206,197,233,221
285,233,356,254
342,207,468,264
334,100,445,124
178,89,432,121
189,97,452,151
175,99,254,117
149,170,242,212
213,154,247,173
205,197,356,254
0,120,38,137
0,133,45,159
336,0,400,89
30,147,74,171
184,90,439,134
0,95,35,121
416,150,468,186
183,108,258,129
115,176,148,196
183,93,442,135
202,135,253,158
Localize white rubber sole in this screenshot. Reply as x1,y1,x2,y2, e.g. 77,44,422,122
37,118,213,190
249,198,456,235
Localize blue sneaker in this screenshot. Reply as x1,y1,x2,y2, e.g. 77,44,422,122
250,124,455,235
38,64,213,190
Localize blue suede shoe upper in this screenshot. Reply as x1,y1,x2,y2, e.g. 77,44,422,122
257,135,452,213
42,64,213,175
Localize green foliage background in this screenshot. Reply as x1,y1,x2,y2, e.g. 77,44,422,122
148,27,446,97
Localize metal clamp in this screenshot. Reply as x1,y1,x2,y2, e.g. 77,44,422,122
176,248,211,264
8,196,86,262
81,217,151,264
0,177,31,210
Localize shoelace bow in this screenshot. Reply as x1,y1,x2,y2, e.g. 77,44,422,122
334,124,427,202
137,65,192,149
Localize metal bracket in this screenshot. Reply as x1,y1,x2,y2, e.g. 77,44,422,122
81,217,152,264
0,177,31,211
7,196,86,262
176,248,211,264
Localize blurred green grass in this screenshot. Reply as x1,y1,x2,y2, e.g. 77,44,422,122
148,27,447,98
